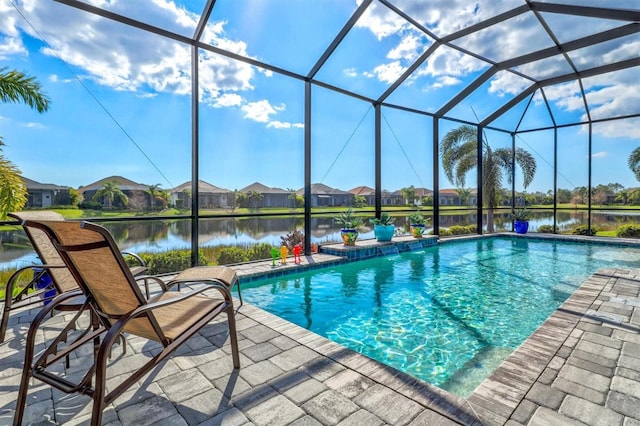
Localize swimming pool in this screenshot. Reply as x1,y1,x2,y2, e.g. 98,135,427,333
242,236,640,397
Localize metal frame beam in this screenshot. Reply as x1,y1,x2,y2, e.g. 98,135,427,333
482,57,640,126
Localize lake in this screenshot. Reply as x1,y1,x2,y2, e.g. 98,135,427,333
1,210,638,270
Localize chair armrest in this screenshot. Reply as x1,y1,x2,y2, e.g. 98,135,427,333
3,264,66,303
121,251,146,266
135,274,171,295
138,282,231,313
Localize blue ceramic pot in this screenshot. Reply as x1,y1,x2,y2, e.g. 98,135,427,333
514,220,529,234
374,225,395,242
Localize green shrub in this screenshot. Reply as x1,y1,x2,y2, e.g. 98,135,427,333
537,225,557,233
572,225,597,236
448,225,464,235
78,201,102,210
616,224,640,238
438,228,452,237
130,249,208,274
248,243,275,261
446,225,477,235
464,224,477,234
217,247,249,265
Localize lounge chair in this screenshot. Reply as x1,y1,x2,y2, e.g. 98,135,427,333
13,220,240,426
0,211,148,343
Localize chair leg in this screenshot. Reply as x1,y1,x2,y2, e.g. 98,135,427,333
226,306,240,369
236,283,243,308
0,304,10,343
12,304,41,425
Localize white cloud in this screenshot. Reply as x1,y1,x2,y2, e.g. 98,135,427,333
387,34,422,61
356,0,409,40
592,151,607,158
354,0,638,124
343,68,359,78
213,93,243,108
429,75,462,89
267,120,304,129
1,0,257,104
488,72,532,97
372,61,405,84
242,100,285,123
0,35,24,59
24,122,44,128
267,121,291,129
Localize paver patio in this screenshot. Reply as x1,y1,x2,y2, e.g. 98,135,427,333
1,253,639,425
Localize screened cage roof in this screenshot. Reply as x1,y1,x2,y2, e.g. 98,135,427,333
2,0,639,192
50,0,640,132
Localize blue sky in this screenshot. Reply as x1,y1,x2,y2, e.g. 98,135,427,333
1,0,638,194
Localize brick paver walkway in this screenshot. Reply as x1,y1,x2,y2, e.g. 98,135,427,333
1,257,639,425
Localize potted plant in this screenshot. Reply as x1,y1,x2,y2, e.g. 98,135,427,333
370,212,395,242
334,208,362,246
408,211,428,238
512,206,530,234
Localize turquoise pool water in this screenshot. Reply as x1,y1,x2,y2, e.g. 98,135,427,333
242,237,640,397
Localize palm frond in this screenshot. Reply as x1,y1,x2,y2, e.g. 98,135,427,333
629,146,640,181
514,147,537,188
0,68,50,113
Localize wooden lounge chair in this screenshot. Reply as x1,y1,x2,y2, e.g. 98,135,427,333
13,220,240,426
0,211,148,343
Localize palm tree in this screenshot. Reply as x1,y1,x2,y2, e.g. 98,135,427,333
454,187,471,205
146,184,161,210
440,125,536,232
629,147,640,181
400,186,417,205
0,68,50,218
93,181,129,209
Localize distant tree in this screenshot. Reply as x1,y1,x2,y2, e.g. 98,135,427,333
353,194,367,208
572,186,588,205
146,184,161,210
69,188,82,206
629,147,640,181
455,187,471,205
557,188,572,204
247,190,263,209
93,181,128,209
400,186,417,205
235,191,248,209
159,189,170,206
592,188,608,206
287,189,304,208
0,68,50,218
607,182,623,194
422,195,433,206
441,125,536,232
615,189,630,205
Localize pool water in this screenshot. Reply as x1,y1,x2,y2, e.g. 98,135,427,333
242,237,640,397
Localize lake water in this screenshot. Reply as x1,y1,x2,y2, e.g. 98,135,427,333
1,210,638,270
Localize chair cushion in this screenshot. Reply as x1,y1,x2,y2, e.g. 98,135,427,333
124,292,225,341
